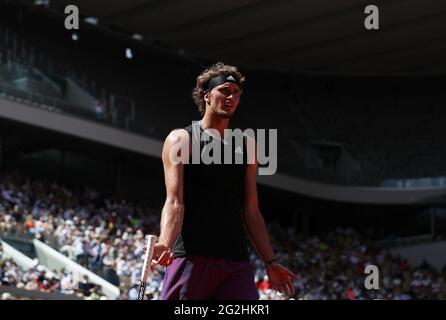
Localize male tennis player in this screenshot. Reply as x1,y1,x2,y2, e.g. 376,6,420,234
148,62,297,300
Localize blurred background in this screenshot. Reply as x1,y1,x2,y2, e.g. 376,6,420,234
1,0,446,300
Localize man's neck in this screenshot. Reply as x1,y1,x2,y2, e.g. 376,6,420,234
200,113,230,138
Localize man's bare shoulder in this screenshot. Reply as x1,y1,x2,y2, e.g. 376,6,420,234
164,129,189,146
162,129,190,166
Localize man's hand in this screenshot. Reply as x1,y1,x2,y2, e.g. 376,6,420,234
266,262,298,298
143,242,174,267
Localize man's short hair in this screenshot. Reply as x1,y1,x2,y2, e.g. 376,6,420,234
192,62,245,116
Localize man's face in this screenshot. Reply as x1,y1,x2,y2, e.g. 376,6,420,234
205,82,241,119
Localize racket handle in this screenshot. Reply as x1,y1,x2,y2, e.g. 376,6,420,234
138,281,147,300
141,235,157,282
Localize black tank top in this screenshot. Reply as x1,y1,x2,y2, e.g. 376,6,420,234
172,121,250,261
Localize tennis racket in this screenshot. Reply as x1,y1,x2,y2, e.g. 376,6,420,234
138,235,157,300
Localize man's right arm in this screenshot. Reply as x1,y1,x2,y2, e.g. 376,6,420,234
153,129,188,266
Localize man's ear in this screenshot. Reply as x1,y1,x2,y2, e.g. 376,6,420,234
204,92,210,104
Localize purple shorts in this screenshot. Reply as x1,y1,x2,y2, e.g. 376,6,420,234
161,256,259,300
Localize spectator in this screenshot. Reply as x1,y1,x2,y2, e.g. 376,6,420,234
95,99,107,121
102,261,120,287
78,275,94,297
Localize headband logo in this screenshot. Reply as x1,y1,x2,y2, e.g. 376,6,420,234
226,75,236,81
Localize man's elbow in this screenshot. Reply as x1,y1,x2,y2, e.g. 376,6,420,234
243,208,262,223
165,197,185,214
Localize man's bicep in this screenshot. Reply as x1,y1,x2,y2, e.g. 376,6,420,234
162,131,186,202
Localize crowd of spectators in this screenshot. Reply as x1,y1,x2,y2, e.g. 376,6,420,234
0,255,107,300
1,171,445,300
0,171,163,299
254,224,446,299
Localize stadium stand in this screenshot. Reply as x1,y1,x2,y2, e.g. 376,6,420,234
1,2,446,187
1,171,445,300
1,1,446,301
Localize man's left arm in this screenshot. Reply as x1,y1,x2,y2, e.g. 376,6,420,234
243,160,298,297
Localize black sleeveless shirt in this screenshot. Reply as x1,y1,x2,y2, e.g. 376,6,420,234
172,121,250,261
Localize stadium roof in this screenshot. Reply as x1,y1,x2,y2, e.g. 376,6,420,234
43,0,446,74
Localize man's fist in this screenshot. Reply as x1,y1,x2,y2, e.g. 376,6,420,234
143,242,174,267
